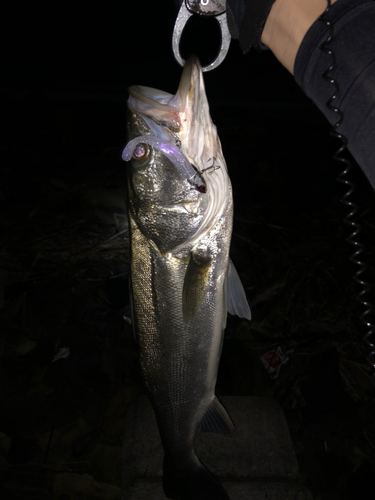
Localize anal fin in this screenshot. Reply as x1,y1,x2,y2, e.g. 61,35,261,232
199,396,235,437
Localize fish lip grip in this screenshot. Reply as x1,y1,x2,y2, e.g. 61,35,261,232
172,0,231,72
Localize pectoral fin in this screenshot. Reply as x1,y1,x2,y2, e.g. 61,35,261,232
182,255,211,322
226,259,251,320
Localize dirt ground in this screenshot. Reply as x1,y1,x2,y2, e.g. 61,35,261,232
1,74,375,500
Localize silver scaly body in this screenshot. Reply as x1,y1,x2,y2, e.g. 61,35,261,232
123,56,250,500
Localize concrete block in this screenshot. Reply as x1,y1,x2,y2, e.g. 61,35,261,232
122,396,310,499
127,480,313,500
196,396,299,480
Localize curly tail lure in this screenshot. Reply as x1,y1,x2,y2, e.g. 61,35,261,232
318,0,375,384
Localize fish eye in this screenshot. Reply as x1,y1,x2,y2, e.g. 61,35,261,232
132,143,151,164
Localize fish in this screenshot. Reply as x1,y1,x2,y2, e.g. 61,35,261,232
122,55,251,500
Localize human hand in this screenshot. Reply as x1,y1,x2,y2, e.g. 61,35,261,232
226,0,276,51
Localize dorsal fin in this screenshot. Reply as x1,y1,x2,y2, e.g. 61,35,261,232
226,259,251,320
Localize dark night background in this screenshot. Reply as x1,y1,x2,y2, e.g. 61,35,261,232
1,2,375,499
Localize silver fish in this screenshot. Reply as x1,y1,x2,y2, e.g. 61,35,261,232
122,56,251,500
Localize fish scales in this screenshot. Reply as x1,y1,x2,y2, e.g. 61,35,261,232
123,56,250,500
130,204,232,419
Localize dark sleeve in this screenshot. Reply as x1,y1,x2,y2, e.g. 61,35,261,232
294,0,375,189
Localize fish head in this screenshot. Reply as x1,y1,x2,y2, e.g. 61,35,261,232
123,56,230,256
124,125,209,254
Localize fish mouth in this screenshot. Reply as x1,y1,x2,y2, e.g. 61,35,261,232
171,56,218,171
127,56,217,165
168,54,198,113
127,55,201,115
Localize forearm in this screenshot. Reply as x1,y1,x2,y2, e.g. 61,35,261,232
262,0,375,188
261,0,338,74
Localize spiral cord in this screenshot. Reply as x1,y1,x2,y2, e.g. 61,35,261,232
318,2,375,384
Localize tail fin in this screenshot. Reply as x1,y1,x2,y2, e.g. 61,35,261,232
163,456,230,500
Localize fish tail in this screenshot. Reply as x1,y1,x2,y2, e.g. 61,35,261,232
163,456,230,500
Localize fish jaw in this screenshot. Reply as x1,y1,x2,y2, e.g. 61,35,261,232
127,55,222,172
171,56,231,253
169,55,219,171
